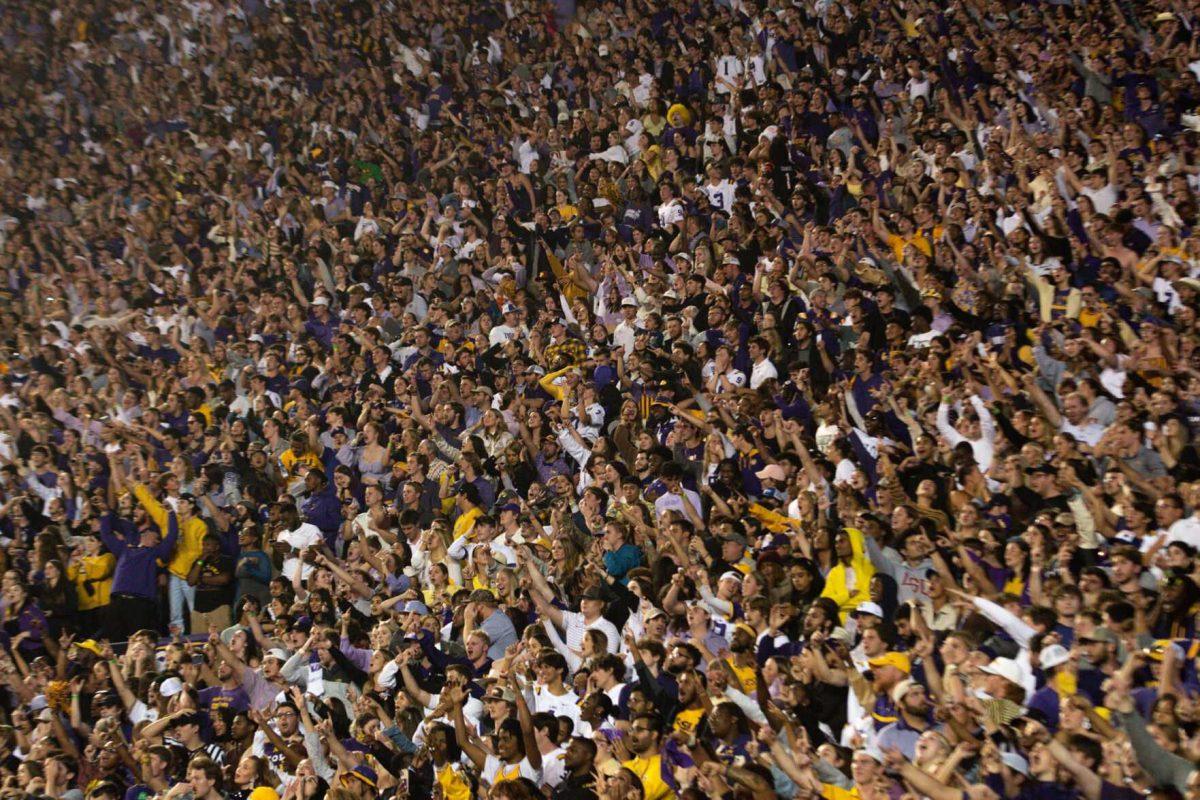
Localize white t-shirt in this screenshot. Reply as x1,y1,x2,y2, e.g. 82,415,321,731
426,692,485,726
714,55,743,93
1080,182,1117,215
907,330,941,349
705,180,736,212
533,685,581,726
656,199,684,227
489,324,523,346
721,369,747,390
128,699,160,724
1060,418,1105,448
541,747,567,789
653,489,705,522
750,357,778,389
833,457,857,486
278,523,323,581
906,75,931,101
613,320,638,356
702,361,746,391
558,610,621,655
482,755,540,788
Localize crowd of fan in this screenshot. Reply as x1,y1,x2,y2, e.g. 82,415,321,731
2,0,1200,798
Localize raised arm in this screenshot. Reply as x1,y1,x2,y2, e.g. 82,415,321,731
198,494,232,532
254,707,305,770
516,547,558,602
207,630,249,674
244,610,285,651
448,685,489,770
1038,727,1102,800
153,510,181,559
1020,373,1063,428
396,657,433,708
935,396,966,446
966,592,1035,649
542,619,583,672
314,552,373,599
530,589,566,630
290,687,335,781
891,753,966,800
131,481,169,530
102,643,139,711
137,709,187,743
508,672,541,771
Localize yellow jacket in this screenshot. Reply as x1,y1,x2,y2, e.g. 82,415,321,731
133,484,208,578
819,526,876,621
537,364,574,401
68,554,116,610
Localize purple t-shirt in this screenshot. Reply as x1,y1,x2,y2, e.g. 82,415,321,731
199,684,250,715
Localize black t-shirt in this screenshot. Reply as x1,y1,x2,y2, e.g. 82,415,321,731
552,772,598,800
193,555,235,612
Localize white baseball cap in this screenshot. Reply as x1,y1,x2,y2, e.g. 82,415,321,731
1039,644,1070,670
854,601,884,618
1001,752,1029,777
980,657,1024,686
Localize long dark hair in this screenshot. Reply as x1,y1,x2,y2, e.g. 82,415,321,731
43,558,69,589
428,721,462,763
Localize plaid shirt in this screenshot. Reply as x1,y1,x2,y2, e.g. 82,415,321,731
544,335,586,367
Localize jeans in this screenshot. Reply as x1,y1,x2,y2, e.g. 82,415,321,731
168,573,196,633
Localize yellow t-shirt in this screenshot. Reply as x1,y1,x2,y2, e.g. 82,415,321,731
279,448,322,481
622,755,672,800
887,232,932,263
822,784,861,800
673,707,705,737
728,661,758,694
1078,306,1105,328
493,763,521,785
423,581,460,607
436,763,471,800
453,506,483,541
